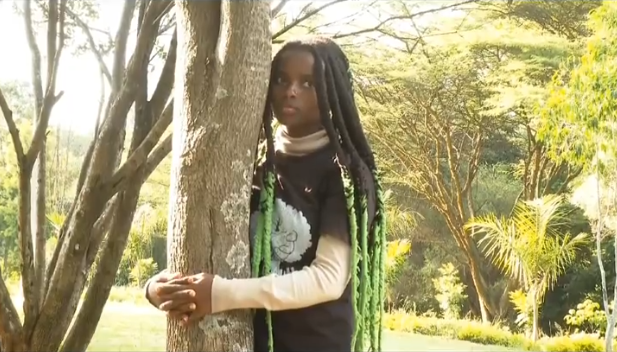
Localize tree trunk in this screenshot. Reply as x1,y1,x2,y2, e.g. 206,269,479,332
531,286,539,342
31,145,46,312
463,236,496,323
167,1,271,351
605,315,615,352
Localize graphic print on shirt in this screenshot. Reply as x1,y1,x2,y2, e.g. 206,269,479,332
249,198,313,275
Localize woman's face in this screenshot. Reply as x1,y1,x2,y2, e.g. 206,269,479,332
270,49,322,137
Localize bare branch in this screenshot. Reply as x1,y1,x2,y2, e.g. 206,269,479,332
95,69,106,136
149,29,177,119
32,5,173,350
62,182,142,352
25,0,68,173
111,1,137,92
271,0,289,17
0,89,25,162
329,0,478,41
272,0,344,41
0,273,24,352
144,133,172,178
65,8,112,85
24,0,43,112
108,101,173,193
86,197,119,270
21,0,43,335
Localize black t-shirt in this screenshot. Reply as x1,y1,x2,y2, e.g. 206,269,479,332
249,143,376,352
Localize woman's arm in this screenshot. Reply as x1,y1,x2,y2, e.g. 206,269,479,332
210,234,350,313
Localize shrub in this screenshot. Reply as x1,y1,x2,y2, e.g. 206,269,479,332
541,334,603,352
384,311,610,351
433,263,467,320
130,257,158,287
564,299,607,334
456,324,525,347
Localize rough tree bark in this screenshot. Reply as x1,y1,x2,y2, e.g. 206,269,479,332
167,2,271,351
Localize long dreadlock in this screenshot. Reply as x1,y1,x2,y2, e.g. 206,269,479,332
251,36,387,352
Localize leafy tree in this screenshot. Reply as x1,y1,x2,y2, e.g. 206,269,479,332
479,0,601,40
540,2,617,350
356,43,513,321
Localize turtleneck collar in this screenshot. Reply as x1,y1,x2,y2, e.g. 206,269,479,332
274,127,330,156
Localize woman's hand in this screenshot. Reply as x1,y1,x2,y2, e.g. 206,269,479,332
157,272,215,325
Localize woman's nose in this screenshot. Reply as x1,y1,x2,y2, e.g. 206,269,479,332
285,83,298,98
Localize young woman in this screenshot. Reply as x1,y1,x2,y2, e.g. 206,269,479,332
145,36,387,352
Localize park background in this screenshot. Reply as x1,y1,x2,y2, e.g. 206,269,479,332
1,0,617,351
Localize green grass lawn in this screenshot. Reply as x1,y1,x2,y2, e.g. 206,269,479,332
87,302,518,352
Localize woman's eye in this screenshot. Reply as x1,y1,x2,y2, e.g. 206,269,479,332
302,81,313,88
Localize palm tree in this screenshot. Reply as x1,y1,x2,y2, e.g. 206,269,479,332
465,194,588,341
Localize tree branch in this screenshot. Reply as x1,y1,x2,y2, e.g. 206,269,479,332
272,0,344,41
108,101,173,193
149,29,177,119
0,273,24,352
271,0,289,17
65,8,112,85
61,181,144,352
25,0,67,174
85,197,119,270
111,1,137,93
0,89,25,163
144,133,172,178
31,3,172,350
21,0,45,336
286,0,478,43
24,0,43,113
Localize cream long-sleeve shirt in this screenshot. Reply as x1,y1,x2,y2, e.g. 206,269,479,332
211,128,350,313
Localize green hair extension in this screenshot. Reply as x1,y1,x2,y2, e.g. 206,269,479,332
340,162,388,352
252,164,276,352
261,171,275,352
373,170,387,352
342,165,388,352
340,167,360,349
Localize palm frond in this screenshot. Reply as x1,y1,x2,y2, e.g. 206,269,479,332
465,214,527,284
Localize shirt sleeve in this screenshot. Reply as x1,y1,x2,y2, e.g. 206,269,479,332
210,234,350,313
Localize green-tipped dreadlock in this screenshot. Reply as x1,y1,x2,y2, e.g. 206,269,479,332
251,37,387,352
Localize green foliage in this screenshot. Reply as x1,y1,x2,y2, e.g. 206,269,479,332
509,289,533,331
433,263,467,320
542,335,604,352
467,194,588,338
384,311,529,349
116,207,168,287
480,0,601,40
130,258,158,288
467,195,588,297
540,1,617,170
385,310,610,351
384,239,411,309
385,239,411,283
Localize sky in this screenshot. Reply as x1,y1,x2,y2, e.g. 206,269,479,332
0,1,446,135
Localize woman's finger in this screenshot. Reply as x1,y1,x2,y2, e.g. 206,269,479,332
158,290,196,310
166,276,192,285
156,283,191,295
167,303,197,318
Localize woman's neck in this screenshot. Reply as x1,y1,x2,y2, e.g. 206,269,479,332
274,127,329,156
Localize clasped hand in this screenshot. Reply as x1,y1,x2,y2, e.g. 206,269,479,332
148,271,214,325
